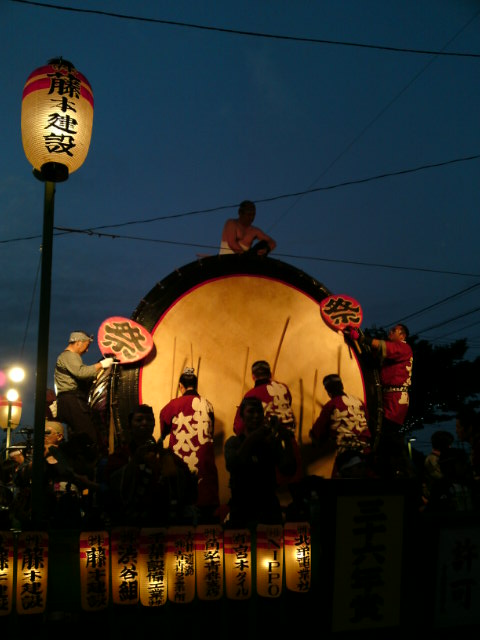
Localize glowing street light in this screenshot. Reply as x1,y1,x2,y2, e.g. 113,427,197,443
8,366,25,384
21,57,94,526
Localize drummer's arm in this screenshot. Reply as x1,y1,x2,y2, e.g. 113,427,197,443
254,227,276,252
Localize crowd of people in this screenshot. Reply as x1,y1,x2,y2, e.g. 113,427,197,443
1,206,478,530
1,336,478,532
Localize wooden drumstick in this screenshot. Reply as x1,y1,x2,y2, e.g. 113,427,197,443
298,377,304,444
312,369,318,425
240,346,249,402
170,336,177,400
176,357,187,397
272,316,290,377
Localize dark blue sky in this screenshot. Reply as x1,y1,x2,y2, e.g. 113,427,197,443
1,0,479,436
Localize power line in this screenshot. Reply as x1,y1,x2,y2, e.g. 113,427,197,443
268,8,480,234
383,282,480,325
430,318,480,342
415,306,480,334
11,0,480,58
2,153,478,245
31,227,480,279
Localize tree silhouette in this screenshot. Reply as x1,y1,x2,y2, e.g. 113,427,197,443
406,337,480,431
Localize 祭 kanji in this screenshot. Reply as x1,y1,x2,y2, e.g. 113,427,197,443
323,296,362,327
101,321,149,360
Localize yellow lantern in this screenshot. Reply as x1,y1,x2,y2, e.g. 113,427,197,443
256,524,284,598
80,531,110,612
21,58,94,182
195,524,223,601
284,521,311,593
138,528,168,607
224,528,252,600
166,526,196,604
0,392,22,460
0,531,15,616
16,531,48,615
111,527,140,606
0,394,22,429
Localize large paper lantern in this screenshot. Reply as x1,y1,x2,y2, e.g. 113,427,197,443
21,58,94,182
256,524,284,598
166,526,196,603
138,528,168,607
224,528,252,600
0,531,15,616
111,527,140,606
16,531,48,615
195,524,224,601
0,396,22,430
79,531,110,612
284,521,311,593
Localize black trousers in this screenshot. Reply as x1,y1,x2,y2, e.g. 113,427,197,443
56,390,101,452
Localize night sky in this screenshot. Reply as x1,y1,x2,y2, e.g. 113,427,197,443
1,0,479,447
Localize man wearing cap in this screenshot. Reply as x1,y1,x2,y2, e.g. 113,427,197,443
310,374,373,478
54,331,114,459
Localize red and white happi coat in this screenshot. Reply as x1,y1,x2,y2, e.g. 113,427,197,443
160,392,219,507
379,339,413,426
233,379,296,435
310,393,371,455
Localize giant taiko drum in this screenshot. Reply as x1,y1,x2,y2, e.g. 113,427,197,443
92,253,381,505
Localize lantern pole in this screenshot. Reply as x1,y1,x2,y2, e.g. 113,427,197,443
31,178,56,528
21,58,93,528
5,402,12,461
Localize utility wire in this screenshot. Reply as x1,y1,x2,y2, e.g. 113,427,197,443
11,0,480,58
383,282,480,326
39,228,480,279
430,318,480,342
415,306,480,334
2,153,478,244
268,8,480,234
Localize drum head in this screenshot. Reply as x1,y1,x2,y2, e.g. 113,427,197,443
101,254,380,505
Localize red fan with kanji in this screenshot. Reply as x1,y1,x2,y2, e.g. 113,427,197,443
98,316,154,364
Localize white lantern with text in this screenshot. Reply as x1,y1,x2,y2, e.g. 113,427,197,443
224,528,252,600
256,524,284,598
21,58,94,181
80,531,110,612
284,521,311,593
138,528,168,607
195,524,224,601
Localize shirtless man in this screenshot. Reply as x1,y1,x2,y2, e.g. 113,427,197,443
219,200,276,256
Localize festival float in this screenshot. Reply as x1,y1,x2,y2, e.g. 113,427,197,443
3,253,479,634
91,251,382,505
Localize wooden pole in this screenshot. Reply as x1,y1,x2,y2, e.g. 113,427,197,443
272,317,290,378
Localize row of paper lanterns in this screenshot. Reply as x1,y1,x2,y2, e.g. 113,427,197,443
0,522,311,615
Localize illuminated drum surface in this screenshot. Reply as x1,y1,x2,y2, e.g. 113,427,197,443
101,254,380,505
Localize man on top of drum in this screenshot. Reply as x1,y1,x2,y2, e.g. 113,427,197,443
219,200,277,256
